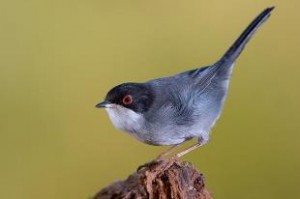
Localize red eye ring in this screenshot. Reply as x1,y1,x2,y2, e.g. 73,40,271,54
122,95,133,105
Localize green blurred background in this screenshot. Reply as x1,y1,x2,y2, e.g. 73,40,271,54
1,0,299,198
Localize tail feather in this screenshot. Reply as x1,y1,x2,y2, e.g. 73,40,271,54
191,7,274,94
219,7,274,65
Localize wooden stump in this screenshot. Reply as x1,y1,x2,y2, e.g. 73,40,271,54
93,158,212,199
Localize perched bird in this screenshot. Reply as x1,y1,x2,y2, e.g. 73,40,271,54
96,7,274,157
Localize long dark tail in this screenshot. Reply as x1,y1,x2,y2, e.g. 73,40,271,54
219,7,274,66
192,7,274,91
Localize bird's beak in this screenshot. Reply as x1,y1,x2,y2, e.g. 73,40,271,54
95,101,112,108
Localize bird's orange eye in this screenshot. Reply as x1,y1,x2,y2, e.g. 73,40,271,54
122,95,133,105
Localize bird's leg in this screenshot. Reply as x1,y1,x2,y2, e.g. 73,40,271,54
156,144,182,159
175,143,201,157
176,137,208,157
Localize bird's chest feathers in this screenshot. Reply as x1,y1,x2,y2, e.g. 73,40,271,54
105,105,145,134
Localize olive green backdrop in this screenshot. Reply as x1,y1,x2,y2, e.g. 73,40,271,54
1,0,299,198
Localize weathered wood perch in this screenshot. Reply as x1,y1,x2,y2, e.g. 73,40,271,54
93,158,212,199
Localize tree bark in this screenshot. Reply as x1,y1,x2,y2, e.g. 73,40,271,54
93,158,212,199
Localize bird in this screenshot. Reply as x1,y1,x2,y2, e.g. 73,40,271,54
96,7,274,157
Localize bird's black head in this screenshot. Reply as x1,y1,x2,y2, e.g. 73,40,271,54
96,83,154,113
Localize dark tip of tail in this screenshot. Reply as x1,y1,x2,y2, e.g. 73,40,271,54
267,6,275,12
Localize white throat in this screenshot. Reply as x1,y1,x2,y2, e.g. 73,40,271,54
105,104,145,135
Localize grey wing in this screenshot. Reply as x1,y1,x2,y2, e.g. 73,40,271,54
176,64,230,104
181,66,222,94
145,77,198,126
168,84,199,126
179,66,231,129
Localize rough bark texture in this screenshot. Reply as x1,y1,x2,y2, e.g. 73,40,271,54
93,158,212,199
